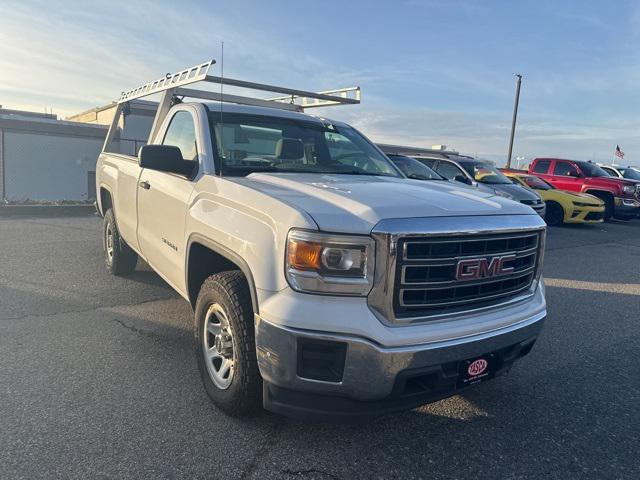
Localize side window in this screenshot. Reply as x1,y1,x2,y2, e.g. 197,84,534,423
533,160,551,174
553,162,578,177
436,161,465,180
162,111,198,161
419,158,437,168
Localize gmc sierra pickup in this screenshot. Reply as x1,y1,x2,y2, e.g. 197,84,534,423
529,158,640,220
96,62,547,419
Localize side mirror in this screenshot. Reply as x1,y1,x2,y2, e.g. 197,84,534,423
139,145,196,176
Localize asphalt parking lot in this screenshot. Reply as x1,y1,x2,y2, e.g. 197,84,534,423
1,215,639,479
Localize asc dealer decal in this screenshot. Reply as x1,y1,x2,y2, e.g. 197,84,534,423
457,353,498,388
468,359,488,376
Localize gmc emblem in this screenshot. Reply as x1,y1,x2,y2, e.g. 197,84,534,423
455,254,516,281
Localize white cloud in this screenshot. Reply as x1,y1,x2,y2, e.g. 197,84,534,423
0,0,638,163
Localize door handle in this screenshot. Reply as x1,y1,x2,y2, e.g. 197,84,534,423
139,181,151,190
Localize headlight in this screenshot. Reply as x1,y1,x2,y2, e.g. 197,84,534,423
572,201,594,207
623,185,636,194
285,229,375,295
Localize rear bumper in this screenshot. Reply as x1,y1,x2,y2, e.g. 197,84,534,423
614,197,640,217
256,312,545,420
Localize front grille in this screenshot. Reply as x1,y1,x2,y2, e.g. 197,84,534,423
394,232,541,318
585,211,604,221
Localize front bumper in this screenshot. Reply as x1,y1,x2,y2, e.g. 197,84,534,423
566,205,605,224
614,197,640,218
256,311,545,420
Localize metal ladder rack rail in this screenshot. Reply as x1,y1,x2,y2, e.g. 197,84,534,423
117,60,215,104
268,86,361,109
104,60,362,151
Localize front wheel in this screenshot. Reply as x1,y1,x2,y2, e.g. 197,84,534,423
194,271,262,416
601,196,614,221
544,201,565,226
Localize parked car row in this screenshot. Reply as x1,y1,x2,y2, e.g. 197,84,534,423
528,158,640,221
385,150,640,226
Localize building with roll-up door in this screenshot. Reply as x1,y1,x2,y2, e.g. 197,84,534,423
0,108,106,202
0,101,156,203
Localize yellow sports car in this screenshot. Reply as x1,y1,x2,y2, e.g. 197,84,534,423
503,171,605,225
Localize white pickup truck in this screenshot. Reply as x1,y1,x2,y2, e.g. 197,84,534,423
96,62,547,419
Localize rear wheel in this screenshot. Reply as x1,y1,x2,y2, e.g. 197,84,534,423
194,271,262,416
103,208,137,275
544,201,565,226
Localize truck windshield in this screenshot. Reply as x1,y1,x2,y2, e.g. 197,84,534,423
619,168,640,180
575,161,609,178
461,161,512,184
207,112,400,177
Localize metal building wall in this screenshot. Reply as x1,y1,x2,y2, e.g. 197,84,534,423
0,113,108,202
3,131,103,201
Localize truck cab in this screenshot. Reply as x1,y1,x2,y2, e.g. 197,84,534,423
529,158,640,220
96,62,547,419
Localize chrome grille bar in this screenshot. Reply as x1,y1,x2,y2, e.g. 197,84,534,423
394,231,541,318
367,215,547,325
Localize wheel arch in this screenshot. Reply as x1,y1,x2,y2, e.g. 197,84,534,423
186,233,259,314
99,186,113,217
584,189,614,200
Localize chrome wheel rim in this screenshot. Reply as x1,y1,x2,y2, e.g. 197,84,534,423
203,303,235,389
105,225,114,261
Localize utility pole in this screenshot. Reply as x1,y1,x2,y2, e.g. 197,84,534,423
506,73,522,168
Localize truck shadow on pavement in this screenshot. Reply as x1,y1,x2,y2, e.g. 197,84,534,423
2,283,638,479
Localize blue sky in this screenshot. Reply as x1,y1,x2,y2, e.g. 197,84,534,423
1,0,638,163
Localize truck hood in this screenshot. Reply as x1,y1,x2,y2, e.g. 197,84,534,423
491,183,541,202
231,173,536,233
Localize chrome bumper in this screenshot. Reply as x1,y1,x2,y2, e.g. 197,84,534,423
255,311,546,406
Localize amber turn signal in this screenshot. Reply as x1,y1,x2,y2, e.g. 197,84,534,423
287,239,323,270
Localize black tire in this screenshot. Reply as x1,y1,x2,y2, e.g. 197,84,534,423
194,271,262,416
103,208,137,275
596,195,614,221
544,201,565,226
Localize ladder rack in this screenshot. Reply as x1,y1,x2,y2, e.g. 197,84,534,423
268,86,361,109
105,59,362,152
116,60,361,112
118,60,215,104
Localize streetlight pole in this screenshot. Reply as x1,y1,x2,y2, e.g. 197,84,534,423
506,73,522,168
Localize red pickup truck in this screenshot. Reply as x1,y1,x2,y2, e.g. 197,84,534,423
528,158,640,220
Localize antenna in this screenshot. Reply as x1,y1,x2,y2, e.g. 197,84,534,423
219,41,224,177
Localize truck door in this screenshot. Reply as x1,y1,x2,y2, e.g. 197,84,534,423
136,108,198,294
548,161,582,192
